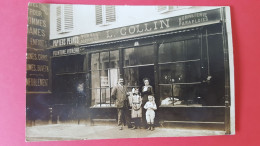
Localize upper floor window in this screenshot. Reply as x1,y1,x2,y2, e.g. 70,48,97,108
157,6,174,13
157,6,191,14
56,5,74,33
95,5,116,26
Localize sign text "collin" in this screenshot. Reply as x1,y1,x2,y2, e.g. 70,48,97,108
106,19,170,38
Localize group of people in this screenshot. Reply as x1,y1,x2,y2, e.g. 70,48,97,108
111,78,157,131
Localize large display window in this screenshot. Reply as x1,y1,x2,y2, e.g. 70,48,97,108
158,39,201,106
90,50,119,107
123,45,155,92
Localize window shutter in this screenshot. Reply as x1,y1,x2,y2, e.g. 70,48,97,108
56,6,62,32
63,5,73,32
56,5,73,33
105,6,116,23
96,5,103,25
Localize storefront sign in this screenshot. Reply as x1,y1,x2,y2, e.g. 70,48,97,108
50,8,221,48
52,47,81,57
27,3,50,93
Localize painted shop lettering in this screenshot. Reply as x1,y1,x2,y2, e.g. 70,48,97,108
26,78,48,87
107,19,170,38
28,3,49,16
80,33,99,44
27,53,48,61
29,38,46,47
53,47,80,56
27,64,49,72
28,17,47,27
52,37,79,47
28,26,45,37
178,12,209,26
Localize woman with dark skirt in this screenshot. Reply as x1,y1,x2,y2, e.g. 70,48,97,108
141,78,154,128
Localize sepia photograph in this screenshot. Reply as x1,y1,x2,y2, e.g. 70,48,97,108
26,3,235,141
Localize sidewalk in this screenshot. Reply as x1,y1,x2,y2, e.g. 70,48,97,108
26,124,226,141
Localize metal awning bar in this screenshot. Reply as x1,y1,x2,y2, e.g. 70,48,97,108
158,59,200,65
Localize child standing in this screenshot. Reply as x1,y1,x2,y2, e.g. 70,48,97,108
144,95,157,131
130,88,142,129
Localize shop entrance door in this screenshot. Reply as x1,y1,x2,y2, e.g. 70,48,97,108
138,66,155,89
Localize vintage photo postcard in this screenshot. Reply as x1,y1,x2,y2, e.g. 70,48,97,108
26,3,235,141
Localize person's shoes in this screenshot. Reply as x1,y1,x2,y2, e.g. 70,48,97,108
119,126,123,130
131,126,136,130
151,126,154,131
147,125,151,131
150,124,154,131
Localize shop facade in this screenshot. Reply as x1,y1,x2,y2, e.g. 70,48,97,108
48,7,232,133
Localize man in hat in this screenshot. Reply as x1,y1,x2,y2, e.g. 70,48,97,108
111,78,131,130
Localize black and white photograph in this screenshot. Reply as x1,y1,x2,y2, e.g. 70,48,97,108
26,3,235,141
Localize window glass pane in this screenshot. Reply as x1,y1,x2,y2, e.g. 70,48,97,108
159,41,184,63
91,51,119,107
185,61,201,82
100,52,109,70
91,53,99,70
91,71,100,89
109,68,119,87
160,85,173,106
110,50,119,68
101,88,111,104
159,61,200,84
101,70,109,87
124,68,139,87
159,63,185,84
187,39,200,60
91,88,100,106
124,45,154,66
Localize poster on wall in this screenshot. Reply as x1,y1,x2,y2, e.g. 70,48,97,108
26,4,235,141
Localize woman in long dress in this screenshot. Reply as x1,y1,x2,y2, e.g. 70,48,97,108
141,78,154,128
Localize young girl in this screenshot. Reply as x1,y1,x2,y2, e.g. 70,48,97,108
144,95,157,131
130,88,142,129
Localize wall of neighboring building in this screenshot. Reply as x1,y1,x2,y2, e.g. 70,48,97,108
49,5,221,40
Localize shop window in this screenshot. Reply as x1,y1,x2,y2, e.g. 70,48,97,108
157,6,191,13
95,5,116,26
91,50,119,107
56,5,74,33
159,62,201,84
123,45,154,67
158,39,201,106
53,55,84,74
159,41,185,63
157,6,174,13
52,55,85,96
124,68,139,87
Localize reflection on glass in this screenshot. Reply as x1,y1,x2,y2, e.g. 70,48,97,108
160,85,172,102
91,50,119,107
100,52,109,70
159,61,200,84
124,68,139,86
91,71,100,89
159,39,200,63
91,53,99,70
91,88,100,106
187,39,200,60
159,41,184,63
124,45,154,66
110,50,119,68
